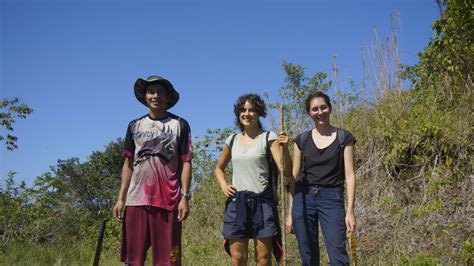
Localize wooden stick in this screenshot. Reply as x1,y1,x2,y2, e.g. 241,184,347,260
279,105,287,266
348,231,357,266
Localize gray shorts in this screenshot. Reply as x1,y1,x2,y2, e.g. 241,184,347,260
222,199,279,240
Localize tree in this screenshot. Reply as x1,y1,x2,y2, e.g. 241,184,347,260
0,98,33,150
266,62,333,137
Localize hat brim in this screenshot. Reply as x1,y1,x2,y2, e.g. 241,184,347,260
134,78,180,109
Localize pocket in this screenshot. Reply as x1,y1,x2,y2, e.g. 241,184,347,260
291,193,305,219
223,201,237,223
262,202,277,225
319,189,344,204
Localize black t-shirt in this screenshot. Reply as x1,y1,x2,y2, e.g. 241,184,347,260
295,129,356,187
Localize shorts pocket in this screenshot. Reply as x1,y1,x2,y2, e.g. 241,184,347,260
223,201,237,224
262,202,277,225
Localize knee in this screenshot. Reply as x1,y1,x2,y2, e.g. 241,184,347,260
256,256,270,266
231,251,248,265
256,251,271,266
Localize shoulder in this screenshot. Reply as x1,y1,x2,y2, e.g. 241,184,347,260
128,114,148,128
169,113,190,128
337,128,356,146
294,130,311,148
224,133,238,146
267,131,277,141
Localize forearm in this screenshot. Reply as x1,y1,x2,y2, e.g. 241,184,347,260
214,167,228,189
287,177,294,213
118,159,133,201
346,174,356,213
283,145,293,178
180,161,192,193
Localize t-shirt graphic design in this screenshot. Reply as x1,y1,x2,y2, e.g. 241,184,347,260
122,114,192,211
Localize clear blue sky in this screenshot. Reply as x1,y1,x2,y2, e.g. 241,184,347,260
1,0,439,185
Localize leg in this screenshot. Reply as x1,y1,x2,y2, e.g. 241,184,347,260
229,239,249,266
317,187,349,266
149,207,181,266
254,237,273,266
121,206,151,266
292,188,320,266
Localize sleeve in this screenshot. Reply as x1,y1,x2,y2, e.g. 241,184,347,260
344,130,357,146
294,133,303,150
224,134,234,147
178,119,193,162
122,121,135,158
268,131,278,142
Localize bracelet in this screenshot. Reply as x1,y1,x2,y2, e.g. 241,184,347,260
181,191,191,200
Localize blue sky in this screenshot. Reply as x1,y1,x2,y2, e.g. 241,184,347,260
1,0,439,185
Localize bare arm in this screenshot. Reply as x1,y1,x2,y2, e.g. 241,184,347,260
344,144,356,232
269,131,293,178
113,157,133,221
177,161,192,221
285,143,301,233
214,144,236,198
292,143,301,181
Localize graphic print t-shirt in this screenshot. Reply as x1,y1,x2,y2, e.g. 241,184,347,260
122,113,192,211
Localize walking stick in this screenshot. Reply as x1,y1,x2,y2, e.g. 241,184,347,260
93,219,109,266
348,230,357,266
279,105,287,266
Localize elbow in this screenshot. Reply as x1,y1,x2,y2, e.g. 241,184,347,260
292,171,299,180
214,166,223,177
345,174,356,184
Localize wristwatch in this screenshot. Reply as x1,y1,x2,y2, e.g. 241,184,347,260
181,190,191,200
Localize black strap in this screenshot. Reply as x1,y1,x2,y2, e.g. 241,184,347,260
337,128,347,178
264,132,278,201
229,134,237,150
300,130,311,183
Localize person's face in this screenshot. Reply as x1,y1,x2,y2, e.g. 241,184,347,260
239,101,259,129
146,84,169,111
308,97,331,125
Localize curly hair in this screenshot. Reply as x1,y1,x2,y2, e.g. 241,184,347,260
305,91,332,113
233,93,267,131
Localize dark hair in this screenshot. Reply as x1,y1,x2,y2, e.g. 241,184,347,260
305,91,332,113
233,93,267,131
146,81,170,95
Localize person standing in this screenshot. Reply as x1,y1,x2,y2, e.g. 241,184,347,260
113,75,193,266
287,91,356,266
215,93,292,266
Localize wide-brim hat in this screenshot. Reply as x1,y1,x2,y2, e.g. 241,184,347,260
134,75,180,109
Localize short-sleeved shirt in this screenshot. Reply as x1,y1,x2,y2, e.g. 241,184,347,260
294,129,355,187
225,131,277,193
122,113,192,211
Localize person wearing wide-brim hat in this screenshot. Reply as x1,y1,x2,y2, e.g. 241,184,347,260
133,75,180,110
113,75,193,266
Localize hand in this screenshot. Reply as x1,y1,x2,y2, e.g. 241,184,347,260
113,200,125,221
220,183,237,198
345,212,356,233
177,197,190,221
285,212,294,234
278,131,289,146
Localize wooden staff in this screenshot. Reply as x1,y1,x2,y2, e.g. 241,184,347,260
279,105,287,266
348,231,357,266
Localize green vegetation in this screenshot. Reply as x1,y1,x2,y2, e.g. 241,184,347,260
0,98,33,150
1,1,472,264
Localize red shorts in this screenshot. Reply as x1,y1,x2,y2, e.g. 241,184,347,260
121,206,181,266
